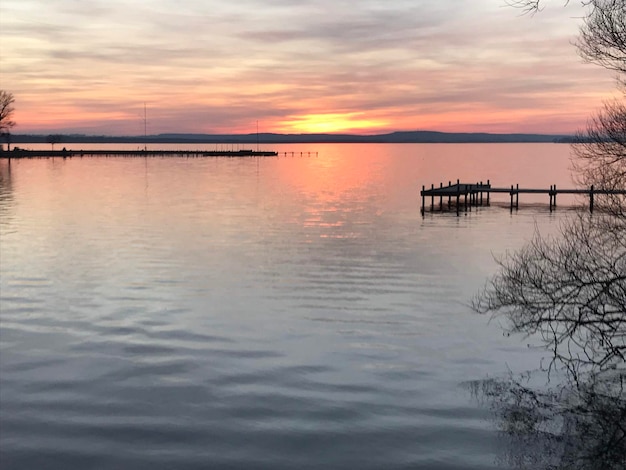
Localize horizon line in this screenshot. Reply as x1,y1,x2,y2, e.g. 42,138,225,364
8,129,574,138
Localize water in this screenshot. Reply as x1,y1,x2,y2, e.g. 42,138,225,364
1,144,577,469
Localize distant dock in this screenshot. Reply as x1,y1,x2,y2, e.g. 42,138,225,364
421,179,626,215
0,149,280,159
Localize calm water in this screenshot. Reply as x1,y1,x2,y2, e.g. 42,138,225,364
1,144,577,469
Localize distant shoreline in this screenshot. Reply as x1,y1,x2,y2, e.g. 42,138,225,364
4,130,574,145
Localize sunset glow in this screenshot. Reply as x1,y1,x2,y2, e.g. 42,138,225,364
283,113,390,134
0,0,618,135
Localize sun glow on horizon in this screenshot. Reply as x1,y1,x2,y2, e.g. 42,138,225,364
282,113,390,134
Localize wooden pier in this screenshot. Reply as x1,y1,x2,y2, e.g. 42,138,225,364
0,149,280,159
420,179,626,215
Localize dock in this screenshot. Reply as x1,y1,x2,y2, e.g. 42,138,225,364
0,149,280,159
421,179,626,215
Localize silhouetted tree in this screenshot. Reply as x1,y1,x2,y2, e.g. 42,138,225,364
46,134,63,151
472,3,625,465
474,214,626,381
572,99,626,217
0,90,16,151
475,0,626,381
577,0,626,78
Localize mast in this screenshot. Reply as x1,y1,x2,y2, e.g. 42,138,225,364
144,102,147,151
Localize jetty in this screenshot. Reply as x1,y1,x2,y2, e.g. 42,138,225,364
421,179,626,215
0,149,279,159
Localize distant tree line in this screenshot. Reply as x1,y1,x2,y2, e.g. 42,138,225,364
5,131,572,145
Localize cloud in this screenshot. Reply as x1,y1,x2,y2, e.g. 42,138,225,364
0,0,617,135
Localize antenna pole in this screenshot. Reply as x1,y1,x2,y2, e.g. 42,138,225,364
144,102,147,151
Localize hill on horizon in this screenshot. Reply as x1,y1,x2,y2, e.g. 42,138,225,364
8,130,574,144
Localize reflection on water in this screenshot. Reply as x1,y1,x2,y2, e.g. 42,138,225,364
469,374,626,470
0,160,14,217
0,144,583,469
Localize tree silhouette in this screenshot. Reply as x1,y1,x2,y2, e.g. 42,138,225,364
46,134,63,151
475,0,625,381
473,3,625,465
474,214,625,381
0,91,16,150
573,99,626,217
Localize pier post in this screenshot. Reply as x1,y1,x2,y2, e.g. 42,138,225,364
510,185,514,213
472,183,476,206
515,184,519,210
590,185,594,213
480,181,483,206
439,182,443,210
431,184,435,211
554,185,557,208
448,181,452,208
549,185,553,211
464,188,468,212
456,181,460,216
421,185,425,215
486,179,490,206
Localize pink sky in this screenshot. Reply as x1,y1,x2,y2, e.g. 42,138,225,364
0,0,618,135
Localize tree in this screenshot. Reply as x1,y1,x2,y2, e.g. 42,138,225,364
0,91,16,150
475,0,626,380
572,99,626,217
577,0,626,78
46,134,63,151
0,90,16,134
474,214,626,381
471,2,625,466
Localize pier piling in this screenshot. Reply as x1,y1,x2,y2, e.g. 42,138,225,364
431,184,435,211
439,182,443,210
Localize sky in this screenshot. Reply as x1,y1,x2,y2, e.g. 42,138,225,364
0,0,620,136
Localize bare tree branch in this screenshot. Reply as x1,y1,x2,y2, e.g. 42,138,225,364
578,0,626,76
0,90,16,135
474,214,626,381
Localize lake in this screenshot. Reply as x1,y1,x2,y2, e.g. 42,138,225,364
0,143,579,469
